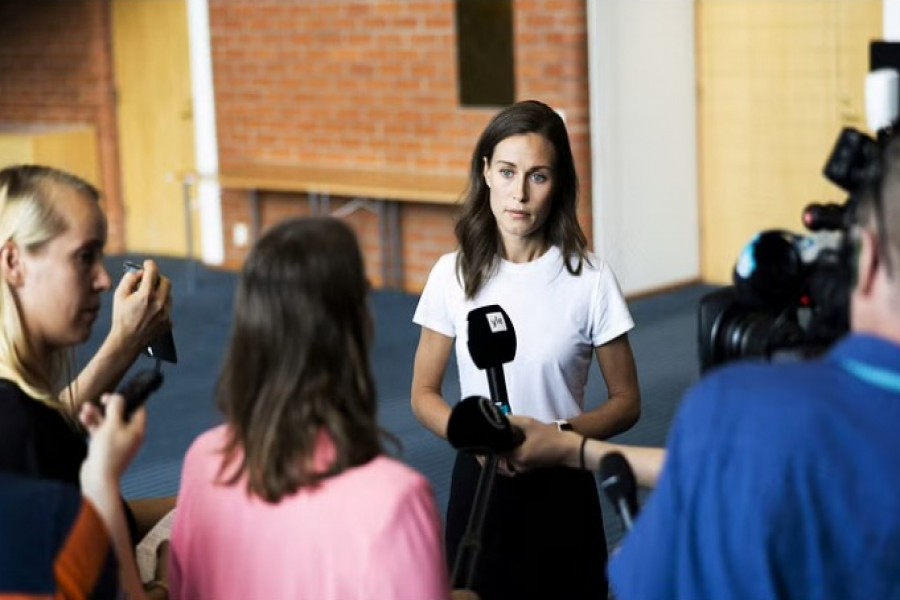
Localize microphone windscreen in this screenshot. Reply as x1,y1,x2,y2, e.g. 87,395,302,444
885,0,900,42
599,451,639,515
447,396,524,454
732,230,804,309
866,69,899,134
467,305,517,370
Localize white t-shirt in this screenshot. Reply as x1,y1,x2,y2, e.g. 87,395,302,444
413,246,634,422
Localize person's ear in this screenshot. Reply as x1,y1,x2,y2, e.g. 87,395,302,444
0,242,23,287
483,156,491,188
854,228,880,296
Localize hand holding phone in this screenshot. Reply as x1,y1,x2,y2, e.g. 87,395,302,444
90,369,164,421
116,369,165,420
123,260,178,364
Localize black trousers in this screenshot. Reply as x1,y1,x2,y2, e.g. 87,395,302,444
445,453,608,600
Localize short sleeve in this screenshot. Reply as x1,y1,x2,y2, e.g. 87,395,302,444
412,254,458,338
55,499,116,599
361,477,449,600
590,259,634,346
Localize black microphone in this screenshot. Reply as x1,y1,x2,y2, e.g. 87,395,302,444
599,452,639,532
452,307,518,589
447,396,525,454
467,305,516,414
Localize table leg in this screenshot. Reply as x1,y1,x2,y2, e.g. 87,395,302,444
249,189,261,243
386,201,403,290
378,200,390,288
181,177,197,293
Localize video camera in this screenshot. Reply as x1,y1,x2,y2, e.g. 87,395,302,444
697,36,900,373
697,129,877,373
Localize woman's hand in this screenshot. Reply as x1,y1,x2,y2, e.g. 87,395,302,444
475,454,518,477
110,259,173,355
79,394,146,489
505,416,581,472
61,260,172,413
79,395,149,600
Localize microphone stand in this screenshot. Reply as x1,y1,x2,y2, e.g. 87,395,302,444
451,453,499,590
451,363,510,589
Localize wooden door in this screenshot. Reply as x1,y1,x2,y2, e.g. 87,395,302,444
113,0,195,256
697,0,881,283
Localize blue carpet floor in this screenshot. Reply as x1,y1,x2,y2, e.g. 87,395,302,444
75,255,715,549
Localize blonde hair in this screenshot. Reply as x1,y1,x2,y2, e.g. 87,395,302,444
0,165,99,409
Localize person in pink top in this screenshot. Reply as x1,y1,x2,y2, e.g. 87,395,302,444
169,217,453,600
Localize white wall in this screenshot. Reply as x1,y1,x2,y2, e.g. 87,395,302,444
187,0,224,265
587,0,700,296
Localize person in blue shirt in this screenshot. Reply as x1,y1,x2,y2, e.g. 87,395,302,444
507,133,900,599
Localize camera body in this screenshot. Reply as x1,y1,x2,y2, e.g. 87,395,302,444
697,127,881,373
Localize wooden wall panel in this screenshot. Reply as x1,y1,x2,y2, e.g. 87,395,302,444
698,0,881,283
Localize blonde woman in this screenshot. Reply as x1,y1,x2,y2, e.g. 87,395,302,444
0,165,173,597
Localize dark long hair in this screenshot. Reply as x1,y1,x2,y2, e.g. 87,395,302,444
216,217,383,503
455,100,589,298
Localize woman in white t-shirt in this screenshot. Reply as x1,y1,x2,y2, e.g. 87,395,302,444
411,100,641,600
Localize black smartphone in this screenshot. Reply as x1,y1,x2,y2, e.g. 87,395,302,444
123,260,178,364
117,369,165,420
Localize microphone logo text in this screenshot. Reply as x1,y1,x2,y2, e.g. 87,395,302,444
486,312,507,333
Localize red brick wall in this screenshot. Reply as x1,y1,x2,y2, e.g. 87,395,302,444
0,1,124,252
211,0,592,291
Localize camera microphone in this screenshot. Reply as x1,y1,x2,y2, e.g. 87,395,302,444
599,452,640,533
866,68,899,137
446,396,525,454
467,305,517,414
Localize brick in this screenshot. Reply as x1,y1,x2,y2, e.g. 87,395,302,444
0,0,124,250
2,0,594,279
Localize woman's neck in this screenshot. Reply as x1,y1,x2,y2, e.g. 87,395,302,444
501,237,549,264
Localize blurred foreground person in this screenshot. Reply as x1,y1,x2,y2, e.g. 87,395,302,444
511,135,900,599
170,218,454,600
0,165,173,598
1,394,148,599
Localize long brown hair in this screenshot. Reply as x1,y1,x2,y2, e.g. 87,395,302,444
216,217,384,503
455,100,589,298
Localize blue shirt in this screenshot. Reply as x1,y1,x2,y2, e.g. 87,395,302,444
610,334,900,600
0,473,118,599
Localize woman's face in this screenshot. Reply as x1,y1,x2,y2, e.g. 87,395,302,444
15,187,111,355
483,133,556,249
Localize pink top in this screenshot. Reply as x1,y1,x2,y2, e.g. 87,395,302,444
169,426,449,600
